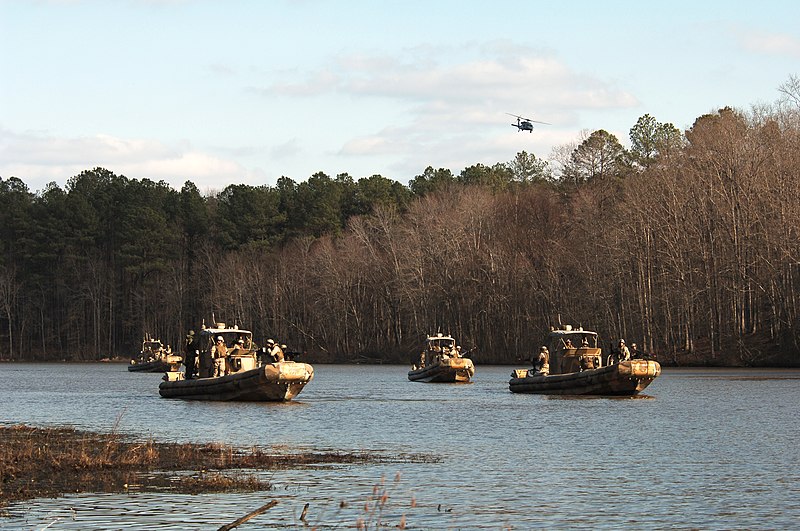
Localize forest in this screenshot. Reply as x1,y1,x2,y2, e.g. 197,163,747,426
2,85,800,366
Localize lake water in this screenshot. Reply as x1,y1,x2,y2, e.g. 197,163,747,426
1,363,799,529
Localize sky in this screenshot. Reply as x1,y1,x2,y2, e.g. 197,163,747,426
2,0,799,194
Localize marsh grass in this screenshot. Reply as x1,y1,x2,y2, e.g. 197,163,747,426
356,472,405,530
0,424,400,509
289,472,417,530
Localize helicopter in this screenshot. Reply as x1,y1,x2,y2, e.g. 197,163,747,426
507,113,550,133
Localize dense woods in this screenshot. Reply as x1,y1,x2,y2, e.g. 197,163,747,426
2,95,800,366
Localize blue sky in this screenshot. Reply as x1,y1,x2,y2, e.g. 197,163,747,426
2,0,798,193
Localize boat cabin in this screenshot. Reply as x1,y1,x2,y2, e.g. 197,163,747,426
417,333,462,367
426,333,455,352
545,325,604,375
140,338,168,361
197,322,258,376
426,333,462,357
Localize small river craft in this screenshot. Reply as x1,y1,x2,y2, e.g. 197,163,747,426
408,333,475,383
128,336,182,373
159,323,314,401
509,325,660,396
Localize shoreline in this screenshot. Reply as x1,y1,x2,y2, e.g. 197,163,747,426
1,358,799,368
0,424,416,512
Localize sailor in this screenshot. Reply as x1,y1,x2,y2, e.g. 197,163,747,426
441,345,451,359
579,352,596,371
211,336,227,377
581,337,589,348
618,339,631,362
266,339,284,362
227,339,245,373
144,344,155,362
265,338,274,358
184,330,198,379
230,338,245,354
532,346,550,376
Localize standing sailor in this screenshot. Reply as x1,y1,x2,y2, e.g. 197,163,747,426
211,336,227,377
618,339,631,362
184,330,198,379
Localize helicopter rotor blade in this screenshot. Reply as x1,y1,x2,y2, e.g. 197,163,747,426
506,113,551,126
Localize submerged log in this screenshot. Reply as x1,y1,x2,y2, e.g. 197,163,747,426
218,500,278,531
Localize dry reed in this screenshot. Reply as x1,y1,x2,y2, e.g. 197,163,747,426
0,424,395,509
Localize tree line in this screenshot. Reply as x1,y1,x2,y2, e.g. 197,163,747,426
2,87,800,366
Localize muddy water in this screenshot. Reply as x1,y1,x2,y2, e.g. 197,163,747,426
1,363,799,529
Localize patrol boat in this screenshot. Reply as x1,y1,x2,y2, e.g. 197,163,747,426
408,333,475,383
159,323,314,401
128,336,182,373
509,325,660,395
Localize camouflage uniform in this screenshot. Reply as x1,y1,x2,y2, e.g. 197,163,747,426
270,343,284,363
532,346,550,376
619,340,631,361
212,337,227,377
265,339,284,362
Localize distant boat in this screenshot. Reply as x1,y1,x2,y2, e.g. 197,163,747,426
509,325,660,396
128,336,181,373
158,323,313,401
408,333,475,383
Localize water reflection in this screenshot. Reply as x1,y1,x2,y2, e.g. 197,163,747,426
546,393,656,401
1,364,799,529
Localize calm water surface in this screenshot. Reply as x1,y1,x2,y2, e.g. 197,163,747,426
1,363,799,529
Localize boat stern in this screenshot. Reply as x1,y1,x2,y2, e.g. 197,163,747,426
162,371,184,382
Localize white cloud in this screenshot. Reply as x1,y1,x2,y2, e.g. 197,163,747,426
259,41,637,111
0,128,255,192
269,138,303,160
737,29,800,58
253,41,638,174
340,135,404,157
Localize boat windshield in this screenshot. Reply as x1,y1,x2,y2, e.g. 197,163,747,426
426,337,455,351
201,330,254,350
549,332,598,350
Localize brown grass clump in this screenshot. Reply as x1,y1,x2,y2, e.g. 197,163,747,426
0,424,398,509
